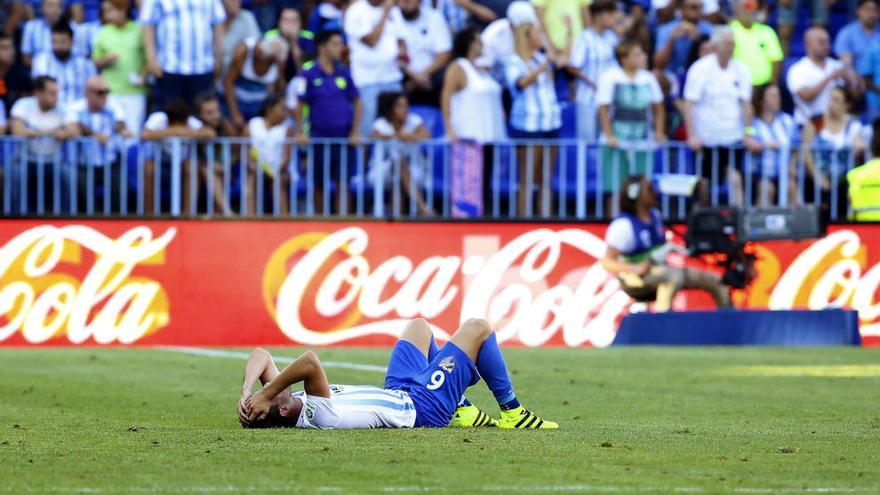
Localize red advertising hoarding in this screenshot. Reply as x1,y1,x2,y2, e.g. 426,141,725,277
0,220,877,347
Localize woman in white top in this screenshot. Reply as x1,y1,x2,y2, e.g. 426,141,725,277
751,84,797,206
224,35,289,130
800,86,864,220
246,94,295,215
369,91,432,216
505,20,563,218
441,27,506,214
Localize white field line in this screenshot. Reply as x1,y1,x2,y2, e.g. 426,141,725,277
160,346,388,373
0,484,860,494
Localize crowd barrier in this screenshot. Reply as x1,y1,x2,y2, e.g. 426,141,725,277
0,220,877,347
0,137,864,221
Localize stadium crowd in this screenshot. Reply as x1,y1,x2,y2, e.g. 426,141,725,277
0,0,878,219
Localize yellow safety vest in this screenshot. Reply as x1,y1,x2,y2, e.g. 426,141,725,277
847,159,880,221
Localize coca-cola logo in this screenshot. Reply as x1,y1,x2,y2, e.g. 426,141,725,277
262,227,631,348
263,227,880,347
754,230,880,337
0,225,175,344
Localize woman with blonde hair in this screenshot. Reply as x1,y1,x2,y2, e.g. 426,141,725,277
503,20,563,217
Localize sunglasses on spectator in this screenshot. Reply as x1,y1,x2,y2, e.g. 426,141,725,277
90,88,110,96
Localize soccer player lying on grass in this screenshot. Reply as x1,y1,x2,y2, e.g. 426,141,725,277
237,318,558,429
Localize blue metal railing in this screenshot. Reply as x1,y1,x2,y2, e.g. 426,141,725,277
0,137,862,221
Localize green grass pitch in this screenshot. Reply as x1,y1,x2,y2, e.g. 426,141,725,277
0,346,878,495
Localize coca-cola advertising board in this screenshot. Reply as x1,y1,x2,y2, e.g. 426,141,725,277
0,220,877,347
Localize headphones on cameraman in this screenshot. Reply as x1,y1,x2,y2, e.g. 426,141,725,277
626,174,645,201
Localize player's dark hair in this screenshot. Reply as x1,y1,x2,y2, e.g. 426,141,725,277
244,405,297,429
619,174,645,215
51,21,74,39
32,75,58,92
858,0,880,8
451,27,480,60
164,99,191,125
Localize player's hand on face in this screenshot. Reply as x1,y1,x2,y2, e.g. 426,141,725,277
245,392,271,422
237,399,251,427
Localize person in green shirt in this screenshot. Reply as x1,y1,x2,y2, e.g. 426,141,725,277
848,120,880,221
532,0,589,52
729,0,782,87
92,0,147,135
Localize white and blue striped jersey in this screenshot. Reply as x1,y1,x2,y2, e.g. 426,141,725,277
138,0,227,75
21,20,94,59
294,385,417,429
753,113,796,177
505,51,561,133
31,52,97,105
64,98,124,166
569,27,619,106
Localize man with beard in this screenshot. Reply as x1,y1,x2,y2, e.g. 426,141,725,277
393,0,452,107
31,22,97,105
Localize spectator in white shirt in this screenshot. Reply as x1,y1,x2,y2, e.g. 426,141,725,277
441,27,506,214
9,76,76,214
246,93,295,215
369,91,432,215
395,0,452,107
597,41,665,215
786,27,859,126
140,0,227,109
683,26,760,207
141,99,217,215
565,0,619,141
344,0,404,137
31,22,97,106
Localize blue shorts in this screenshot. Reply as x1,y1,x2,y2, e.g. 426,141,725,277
384,340,479,427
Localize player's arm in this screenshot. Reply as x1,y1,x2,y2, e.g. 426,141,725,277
245,351,330,422
241,348,280,397
237,348,281,425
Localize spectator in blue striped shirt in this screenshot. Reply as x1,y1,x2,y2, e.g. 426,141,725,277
565,0,619,142
751,84,796,206
63,75,131,212
19,0,98,61
20,0,66,66
31,22,98,106
140,0,227,109
504,20,562,217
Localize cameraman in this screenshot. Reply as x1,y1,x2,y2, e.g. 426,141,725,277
600,175,732,312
